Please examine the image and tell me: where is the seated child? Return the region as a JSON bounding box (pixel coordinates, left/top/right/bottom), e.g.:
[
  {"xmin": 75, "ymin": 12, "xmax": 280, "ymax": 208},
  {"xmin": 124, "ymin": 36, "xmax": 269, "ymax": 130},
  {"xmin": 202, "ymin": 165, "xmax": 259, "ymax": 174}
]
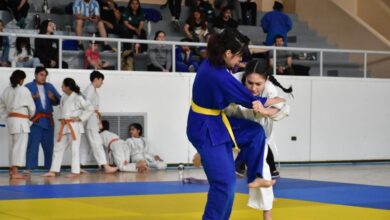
[
  {"xmin": 100, "ymin": 120, "xmax": 148, "ymax": 173},
  {"xmin": 126, "ymin": 123, "xmax": 167, "ymax": 170},
  {"xmin": 84, "ymin": 41, "xmax": 115, "ymax": 70}
]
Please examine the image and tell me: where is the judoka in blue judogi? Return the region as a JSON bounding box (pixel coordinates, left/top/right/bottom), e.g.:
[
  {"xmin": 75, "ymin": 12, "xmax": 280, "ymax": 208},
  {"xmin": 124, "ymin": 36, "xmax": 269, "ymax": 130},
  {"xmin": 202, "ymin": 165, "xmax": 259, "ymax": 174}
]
[
  {"xmin": 25, "ymin": 67, "xmax": 61, "ymax": 170},
  {"xmin": 187, "ymin": 57, "xmax": 274, "ymax": 220}
]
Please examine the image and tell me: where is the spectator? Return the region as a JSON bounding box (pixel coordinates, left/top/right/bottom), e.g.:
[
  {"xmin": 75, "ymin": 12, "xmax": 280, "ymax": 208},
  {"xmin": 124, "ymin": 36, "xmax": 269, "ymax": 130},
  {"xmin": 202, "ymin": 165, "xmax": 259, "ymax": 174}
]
[
  {"xmin": 269, "ymin": 35, "xmax": 294, "ymax": 75},
  {"xmin": 147, "ymin": 31, "xmax": 172, "ymax": 72},
  {"xmin": 73, "ymin": 0, "xmax": 113, "ymax": 51},
  {"xmin": 84, "ymin": 41, "xmax": 114, "ymax": 69},
  {"xmin": 167, "ymin": 0, "xmax": 182, "ymax": 29},
  {"xmin": 213, "ymin": 6, "xmax": 238, "ymax": 34},
  {"xmin": 260, "ymin": 1, "xmax": 292, "ymax": 46},
  {"xmin": 97, "ymin": 0, "xmax": 123, "ymax": 36},
  {"xmin": 122, "ymin": 0, "xmax": 147, "ymax": 53},
  {"xmin": 35, "ymin": 19, "xmax": 68, "ymax": 69},
  {"xmin": 214, "ymin": 0, "xmax": 241, "ymax": 23},
  {"xmin": 187, "ymin": 0, "xmax": 215, "ymax": 23},
  {"xmin": 8, "ymin": 0, "xmax": 29, "ymax": 29},
  {"xmin": 239, "ymin": 0, "xmax": 257, "ymax": 26},
  {"xmin": 176, "ymin": 38, "xmax": 199, "ymax": 73},
  {"xmin": 0, "ymin": 20, "xmax": 10, "ymax": 67},
  {"xmin": 13, "ymin": 37, "xmax": 41, "ymax": 68},
  {"xmin": 183, "ymin": 9, "xmax": 208, "ymax": 42}
]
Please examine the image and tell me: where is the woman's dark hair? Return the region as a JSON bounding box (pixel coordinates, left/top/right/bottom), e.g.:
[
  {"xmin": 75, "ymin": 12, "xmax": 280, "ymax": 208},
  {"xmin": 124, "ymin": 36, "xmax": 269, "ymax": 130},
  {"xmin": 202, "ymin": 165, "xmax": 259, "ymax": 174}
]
[
  {"xmin": 16, "ymin": 37, "xmax": 32, "ymax": 55},
  {"xmin": 129, "ymin": 123, "xmax": 143, "ymax": 136},
  {"xmin": 128, "ymin": 0, "xmax": 142, "ymax": 15},
  {"xmin": 154, "ymin": 30, "xmax": 165, "ymax": 40},
  {"xmin": 242, "ymin": 59, "xmax": 293, "ymax": 94},
  {"xmin": 10, "ymin": 70, "xmax": 26, "ymax": 88},
  {"xmin": 101, "ymin": 120, "xmax": 110, "ymax": 131},
  {"xmin": 62, "ymin": 78, "xmax": 81, "ymax": 94},
  {"xmin": 207, "ymin": 29, "xmax": 244, "ymax": 67},
  {"xmin": 186, "ymin": 9, "xmax": 207, "ymax": 30},
  {"xmin": 35, "ymin": 66, "xmax": 48, "ymax": 75},
  {"xmin": 39, "ymin": 19, "xmax": 52, "ymax": 35}
]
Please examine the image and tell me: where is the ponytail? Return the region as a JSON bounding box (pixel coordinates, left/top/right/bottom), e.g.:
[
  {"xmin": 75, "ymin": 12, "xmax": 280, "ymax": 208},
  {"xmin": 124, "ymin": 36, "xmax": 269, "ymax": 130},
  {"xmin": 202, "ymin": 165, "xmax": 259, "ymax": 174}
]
[
  {"xmin": 268, "ymin": 74, "xmax": 293, "ymax": 94},
  {"xmin": 10, "ymin": 70, "xmax": 26, "ymax": 88},
  {"xmin": 62, "ymin": 78, "xmax": 81, "ymax": 95}
]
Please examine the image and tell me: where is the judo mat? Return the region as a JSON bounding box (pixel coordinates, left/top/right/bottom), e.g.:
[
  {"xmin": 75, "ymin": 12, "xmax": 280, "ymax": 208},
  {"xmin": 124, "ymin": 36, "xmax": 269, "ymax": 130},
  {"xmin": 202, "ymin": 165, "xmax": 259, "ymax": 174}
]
[{"xmin": 0, "ymin": 178, "xmax": 389, "ymax": 220}]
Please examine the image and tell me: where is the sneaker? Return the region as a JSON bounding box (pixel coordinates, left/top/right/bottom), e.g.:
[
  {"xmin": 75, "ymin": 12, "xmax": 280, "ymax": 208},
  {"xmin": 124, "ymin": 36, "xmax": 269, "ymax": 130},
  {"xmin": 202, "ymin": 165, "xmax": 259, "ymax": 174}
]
[
  {"xmin": 173, "ymin": 20, "xmax": 180, "ymax": 31},
  {"xmin": 271, "ymin": 170, "xmax": 280, "ymax": 179}
]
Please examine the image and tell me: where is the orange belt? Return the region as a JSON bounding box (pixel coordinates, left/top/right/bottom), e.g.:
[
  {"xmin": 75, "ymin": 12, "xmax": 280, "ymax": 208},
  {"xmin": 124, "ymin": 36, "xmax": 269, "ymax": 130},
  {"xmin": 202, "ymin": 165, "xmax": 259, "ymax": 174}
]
[
  {"xmin": 8, "ymin": 112, "xmax": 29, "ymax": 119},
  {"xmin": 95, "ymin": 110, "xmax": 102, "ymax": 121},
  {"xmin": 108, "ymin": 138, "xmax": 119, "ymax": 151},
  {"xmin": 57, "ymin": 119, "xmax": 77, "ymax": 142},
  {"xmin": 31, "ymin": 112, "xmax": 54, "ymax": 125}
]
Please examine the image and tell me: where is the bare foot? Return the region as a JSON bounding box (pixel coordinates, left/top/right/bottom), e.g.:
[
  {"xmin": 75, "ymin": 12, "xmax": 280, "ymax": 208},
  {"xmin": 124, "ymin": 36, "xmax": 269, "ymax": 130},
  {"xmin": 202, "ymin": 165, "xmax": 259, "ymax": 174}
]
[
  {"xmin": 10, "ymin": 173, "xmax": 26, "ymax": 179},
  {"xmin": 248, "ymin": 177, "xmax": 274, "ymax": 188},
  {"xmin": 65, "ymin": 173, "xmax": 80, "ymax": 178},
  {"xmin": 104, "ymin": 166, "xmax": 118, "ymax": 174},
  {"xmin": 80, "ymin": 169, "xmax": 89, "ymax": 174},
  {"xmin": 42, "ymin": 172, "xmax": 57, "ymax": 177},
  {"xmin": 23, "ymin": 170, "xmax": 31, "ymax": 176}
]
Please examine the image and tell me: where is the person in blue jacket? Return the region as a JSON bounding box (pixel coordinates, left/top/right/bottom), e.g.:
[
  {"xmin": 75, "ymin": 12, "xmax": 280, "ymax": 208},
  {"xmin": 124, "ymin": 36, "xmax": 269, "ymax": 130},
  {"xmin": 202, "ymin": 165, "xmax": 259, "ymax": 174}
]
[
  {"xmin": 260, "ymin": 1, "xmax": 292, "ymax": 46},
  {"xmin": 175, "ymin": 38, "xmax": 199, "ymax": 72},
  {"xmin": 25, "ymin": 67, "xmax": 61, "ymax": 172},
  {"xmin": 187, "ymin": 29, "xmax": 285, "ymax": 220}
]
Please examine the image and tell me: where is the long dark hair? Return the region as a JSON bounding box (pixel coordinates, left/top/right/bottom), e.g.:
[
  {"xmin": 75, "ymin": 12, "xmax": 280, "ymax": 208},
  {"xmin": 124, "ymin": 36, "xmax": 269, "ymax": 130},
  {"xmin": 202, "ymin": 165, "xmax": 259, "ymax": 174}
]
[
  {"xmin": 154, "ymin": 30, "xmax": 165, "ymax": 40},
  {"xmin": 62, "ymin": 78, "xmax": 81, "ymax": 95},
  {"xmin": 186, "ymin": 9, "xmax": 207, "ymax": 30},
  {"xmin": 128, "ymin": 0, "xmax": 142, "ymax": 15},
  {"xmin": 242, "ymin": 59, "xmax": 293, "ymax": 94},
  {"xmin": 16, "ymin": 37, "xmax": 32, "ymax": 55},
  {"xmin": 10, "ymin": 70, "xmax": 26, "ymax": 88},
  {"xmin": 39, "ymin": 19, "xmax": 53, "ymax": 35},
  {"xmin": 207, "ymin": 29, "xmax": 244, "ymax": 67}
]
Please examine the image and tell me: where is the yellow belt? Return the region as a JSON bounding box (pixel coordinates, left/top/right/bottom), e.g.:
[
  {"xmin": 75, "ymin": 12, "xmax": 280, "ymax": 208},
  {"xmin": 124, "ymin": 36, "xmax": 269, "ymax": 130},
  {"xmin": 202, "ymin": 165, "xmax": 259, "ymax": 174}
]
[{"xmin": 191, "ymin": 101, "xmax": 239, "ymax": 151}]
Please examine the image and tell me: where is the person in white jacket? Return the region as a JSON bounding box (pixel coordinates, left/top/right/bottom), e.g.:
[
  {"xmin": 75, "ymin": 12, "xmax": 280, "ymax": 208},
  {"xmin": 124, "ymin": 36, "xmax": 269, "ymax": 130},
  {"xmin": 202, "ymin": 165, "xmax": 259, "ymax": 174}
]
[
  {"xmin": 0, "ymin": 70, "xmax": 35, "ymax": 179},
  {"xmin": 99, "ymin": 120, "xmax": 148, "ymax": 173},
  {"xmin": 43, "ymin": 78, "xmax": 94, "ymax": 178},
  {"xmin": 82, "ymin": 71, "xmax": 117, "ymax": 173},
  {"xmin": 225, "ymin": 59, "xmax": 292, "ymax": 220},
  {"xmin": 126, "ymin": 123, "xmax": 167, "ymax": 170}
]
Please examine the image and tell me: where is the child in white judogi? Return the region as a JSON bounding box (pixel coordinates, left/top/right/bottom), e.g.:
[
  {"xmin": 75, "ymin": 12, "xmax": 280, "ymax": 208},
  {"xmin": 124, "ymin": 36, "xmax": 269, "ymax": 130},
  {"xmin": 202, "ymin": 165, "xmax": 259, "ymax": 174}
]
[
  {"xmin": 82, "ymin": 71, "xmax": 117, "ymax": 173},
  {"xmin": 43, "ymin": 78, "xmax": 94, "ymax": 178},
  {"xmin": 99, "ymin": 120, "xmax": 148, "ymax": 173},
  {"xmin": 225, "ymin": 60, "xmax": 292, "ymax": 220},
  {"xmin": 126, "ymin": 123, "xmax": 167, "ymax": 170},
  {"xmin": 0, "ymin": 70, "xmax": 35, "ymax": 179}
]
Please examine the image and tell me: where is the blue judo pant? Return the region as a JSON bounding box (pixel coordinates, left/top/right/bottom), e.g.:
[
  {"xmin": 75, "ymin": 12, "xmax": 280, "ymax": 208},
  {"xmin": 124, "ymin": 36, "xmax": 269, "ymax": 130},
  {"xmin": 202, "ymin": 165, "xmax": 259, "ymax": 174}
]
[
  {"xmin": 195, "ymin": 117, "xmax": 267, "ymax": 220},
  {"xmin": 26, "ymin": 125, "xmax": 54, "ymax": 170}
]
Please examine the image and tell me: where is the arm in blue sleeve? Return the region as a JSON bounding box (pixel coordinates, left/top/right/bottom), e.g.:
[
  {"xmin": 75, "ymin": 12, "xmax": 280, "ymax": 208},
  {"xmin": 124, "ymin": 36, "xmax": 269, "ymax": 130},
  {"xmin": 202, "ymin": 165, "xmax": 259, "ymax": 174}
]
[
  {"xmin": 219, "ymin": 71, "xmax": 258, "ymax": 109},
  {"xmin": 260, "ymin": 14, "xmax": 269, "ymax": 33},
  {"xmin": 49, "ymin": 84, "xmax": 62, "ymax": 106},
  {"xmin": 257, "ymin": 97, "xmax": 267, "ymax": 105}
]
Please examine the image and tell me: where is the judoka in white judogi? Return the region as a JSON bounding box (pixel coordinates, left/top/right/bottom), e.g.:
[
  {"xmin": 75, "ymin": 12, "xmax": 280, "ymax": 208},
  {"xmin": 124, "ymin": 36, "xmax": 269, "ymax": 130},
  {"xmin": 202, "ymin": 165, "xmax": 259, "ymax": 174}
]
[
  {"xmin": 126, "ymin": 137, "xmax": 167, "ymax": 170},
  {"xmin": 100, "ymin": 129, "xmax": 147, "ymax": 172},
  {"xmin": 0, "ymin": 80, "xmax": 35, "ymax": 177},
  {"xmin": 225, "ymin": 70, "xmax": 290, "ymax": 213},
  {"xmin": 45, "ymin": 83, "xmax": 94, "ymax": 176}
]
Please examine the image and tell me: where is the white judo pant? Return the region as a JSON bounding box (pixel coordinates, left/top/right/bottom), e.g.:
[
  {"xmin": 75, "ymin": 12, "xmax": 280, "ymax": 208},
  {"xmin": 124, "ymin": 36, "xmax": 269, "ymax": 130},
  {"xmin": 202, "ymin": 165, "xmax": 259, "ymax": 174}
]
[
  {"xmin": 86, "ymin": 129, "xmax": 108, "ymax": 166},
  {"xmin": 247, "ymin": 143, "xmax": 274, "ymax": 211},
  {"xmin": 50, "ymin": 133, "xmax": 81, "ymax": 174},
  {"xmin": 132, "ymin": 153, "xmax": 167, "ymax": 170},
  {"xmin": 111, "ymin": 141, "xmax": 137, "ymax": 172},
  {"xmin": 8, "ymin": 133, "xmax": 28, "ymax": 167}
]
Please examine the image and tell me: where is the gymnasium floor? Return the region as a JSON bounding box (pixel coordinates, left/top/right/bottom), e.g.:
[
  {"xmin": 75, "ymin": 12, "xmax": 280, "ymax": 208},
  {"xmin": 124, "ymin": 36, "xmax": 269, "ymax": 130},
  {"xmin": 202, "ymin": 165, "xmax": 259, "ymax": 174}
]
[{"xmin": 0, "ymin": 164, "xmax": 389, "ymax": 220}]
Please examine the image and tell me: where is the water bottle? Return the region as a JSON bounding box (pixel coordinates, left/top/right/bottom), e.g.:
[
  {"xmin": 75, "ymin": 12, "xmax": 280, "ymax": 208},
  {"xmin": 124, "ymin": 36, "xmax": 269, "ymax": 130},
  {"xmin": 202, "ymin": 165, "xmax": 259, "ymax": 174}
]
[
  {"xmin": 34, "ymin": 14, "xmax": 40, "ymax": 29},
  {"xmin": 178, "ymin": 164, "xmax": 185, "ymax": 183},
  {"xmin": 42, "ymin": 0, "xmax": 49, "ymax": 14}
]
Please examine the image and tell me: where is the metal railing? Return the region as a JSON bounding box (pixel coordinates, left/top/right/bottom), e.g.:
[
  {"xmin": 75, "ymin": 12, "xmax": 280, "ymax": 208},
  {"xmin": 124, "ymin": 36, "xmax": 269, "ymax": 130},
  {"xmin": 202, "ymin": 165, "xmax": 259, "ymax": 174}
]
[{"xmin": 1, "ymin": 32, "xmax": 389, "ymax": 77}]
